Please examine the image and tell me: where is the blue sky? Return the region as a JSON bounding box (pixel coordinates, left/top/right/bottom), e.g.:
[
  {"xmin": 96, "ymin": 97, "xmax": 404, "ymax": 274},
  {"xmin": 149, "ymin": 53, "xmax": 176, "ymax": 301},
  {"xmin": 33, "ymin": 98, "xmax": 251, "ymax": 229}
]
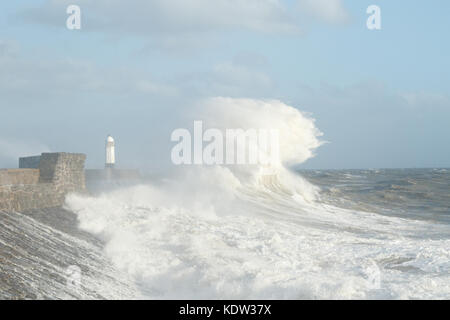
[{"xmin": 0, "ymin": 0, "xmax": 449, "ymax": 169}]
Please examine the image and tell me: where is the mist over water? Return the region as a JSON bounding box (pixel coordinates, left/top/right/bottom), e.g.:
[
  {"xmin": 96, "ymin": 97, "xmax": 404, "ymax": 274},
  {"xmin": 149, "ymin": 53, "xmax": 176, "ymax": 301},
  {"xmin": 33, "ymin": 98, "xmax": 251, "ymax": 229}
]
[{"xmin": 65, "ymin": 98, "xmax": 450, "ymax": 299}]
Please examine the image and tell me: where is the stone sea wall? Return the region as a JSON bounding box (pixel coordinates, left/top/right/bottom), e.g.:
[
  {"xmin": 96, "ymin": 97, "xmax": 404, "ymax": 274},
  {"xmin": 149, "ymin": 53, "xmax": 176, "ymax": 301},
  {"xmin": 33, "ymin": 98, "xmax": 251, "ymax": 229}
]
[
  {"xmin": 85, "ymin": 168, "xmax": 140, "ymax": 181},
  {"xmin": 0, "ymin": 169, "xmax": 40, "ymax": 186},
  {"xmin": 18, "ymin": 156, "xmax": 41, "ymax": 169},
  {"xmin": 0, "ymin": 153, "xmax": 86, "ymax": 212}
]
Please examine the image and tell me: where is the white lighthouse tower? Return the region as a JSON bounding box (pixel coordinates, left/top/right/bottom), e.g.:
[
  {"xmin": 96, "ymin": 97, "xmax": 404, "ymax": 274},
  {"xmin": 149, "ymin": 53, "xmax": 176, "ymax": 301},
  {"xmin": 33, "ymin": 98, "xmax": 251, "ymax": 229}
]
[{"xmin": 105, "ymin": 135, "xmax": 115, "ymax": 169}]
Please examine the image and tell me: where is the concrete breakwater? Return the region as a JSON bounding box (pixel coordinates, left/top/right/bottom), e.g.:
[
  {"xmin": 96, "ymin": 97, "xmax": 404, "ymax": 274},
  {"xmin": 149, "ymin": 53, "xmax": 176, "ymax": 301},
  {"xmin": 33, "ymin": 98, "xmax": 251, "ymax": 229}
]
[{"xmin": 0, "ymin": 153, "xmax": 86, "ymax": 212}]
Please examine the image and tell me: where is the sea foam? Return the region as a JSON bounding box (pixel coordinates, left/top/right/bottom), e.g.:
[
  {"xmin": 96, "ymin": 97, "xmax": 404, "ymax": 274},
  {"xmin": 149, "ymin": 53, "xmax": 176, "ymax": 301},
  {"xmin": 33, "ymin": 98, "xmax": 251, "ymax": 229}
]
[{"xmin": 65, "ymin": 98, "xmax": 450, "ymax": 299}]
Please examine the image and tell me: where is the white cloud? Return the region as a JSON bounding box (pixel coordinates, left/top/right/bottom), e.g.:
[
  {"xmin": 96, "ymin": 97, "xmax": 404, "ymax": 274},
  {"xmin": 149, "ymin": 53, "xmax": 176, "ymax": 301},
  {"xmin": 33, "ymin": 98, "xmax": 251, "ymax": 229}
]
[
  {"xmin": 136, "ymin": 81, "xmax": 179, "ymax": 97},
  {"xmin": 296, "ymin": 81, "xmax": 450, "ymax": 112},
  {"xmin": 401, "ymin": 91, "xmax": 450, "ymax": 109},
  {"xmin": 21, "ymin": 0, "xmax": 299, "ymax": 35},
  {"xmin": 0, "ymin": 42, "xmax": 176, "ymax": 99},
  {"xmin": 20, "ymin": 0, "xmax": 353, "ymax": 41},
  {"xmin": 297, "ymin": 0, "xmax": 350, "ymax": 24},
  {"xmin": 0, "ymin": 41, "xmax": 271, "ymax": 110},
  {"xmin": 17, "ymin": 0, "xmax": 353, "ymax": 54},
  {"xmin": 174, "ymin": 55, "xmax": 275, "ymax": 98},
  {"xmin": 212, "ymin": 61, "xmax": 272, "ymax": 91}
]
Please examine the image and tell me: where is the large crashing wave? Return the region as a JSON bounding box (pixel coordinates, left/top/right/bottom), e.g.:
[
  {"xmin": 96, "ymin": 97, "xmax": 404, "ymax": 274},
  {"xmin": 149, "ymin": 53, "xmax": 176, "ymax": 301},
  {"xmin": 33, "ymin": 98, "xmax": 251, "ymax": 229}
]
[
  {"xmin": 65, "ymin": 98, "xmax": 450, "ymax": 299},
  {"xmin": 187, "ymin": 97, "xmax": 324, "ymax": 203}
]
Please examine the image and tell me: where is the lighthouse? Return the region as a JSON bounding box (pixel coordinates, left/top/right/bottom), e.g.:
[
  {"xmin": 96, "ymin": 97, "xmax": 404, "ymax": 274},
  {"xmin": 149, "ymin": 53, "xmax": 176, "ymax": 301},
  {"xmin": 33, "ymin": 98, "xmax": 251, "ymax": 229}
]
[{"xmin": 105, "ymin": 135, "xmax": 115, "ymax": 168}]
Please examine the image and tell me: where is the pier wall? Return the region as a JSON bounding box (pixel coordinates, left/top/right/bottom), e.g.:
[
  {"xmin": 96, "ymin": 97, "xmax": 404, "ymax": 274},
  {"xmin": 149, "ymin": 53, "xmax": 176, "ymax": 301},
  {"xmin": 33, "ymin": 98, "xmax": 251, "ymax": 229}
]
[{"xmin": 0, "ymin": 153, "xmax": 86, "ymax": 212}]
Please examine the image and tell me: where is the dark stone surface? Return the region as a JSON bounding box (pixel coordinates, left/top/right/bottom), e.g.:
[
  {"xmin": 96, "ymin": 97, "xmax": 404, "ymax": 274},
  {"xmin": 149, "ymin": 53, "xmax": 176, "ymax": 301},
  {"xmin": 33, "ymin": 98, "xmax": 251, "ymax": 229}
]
[{"xmin": 19, "ymin": 156, "xmax": 41, "ymax": 169}]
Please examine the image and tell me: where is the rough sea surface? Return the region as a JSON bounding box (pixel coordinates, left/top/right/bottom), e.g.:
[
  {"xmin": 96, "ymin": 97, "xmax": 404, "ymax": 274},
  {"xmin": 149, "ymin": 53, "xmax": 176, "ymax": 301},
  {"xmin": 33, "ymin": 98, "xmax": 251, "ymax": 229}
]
[{"xmin": 1, "ymin": 168, "xmax": 449, "ymax": 299}]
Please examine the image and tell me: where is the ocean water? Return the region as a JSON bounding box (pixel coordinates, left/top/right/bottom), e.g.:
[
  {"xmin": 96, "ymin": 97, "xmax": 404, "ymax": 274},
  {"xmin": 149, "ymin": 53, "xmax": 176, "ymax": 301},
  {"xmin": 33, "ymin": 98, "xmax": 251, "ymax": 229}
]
[
  {"xmin": 300, "ymin": 168, "xmax": 450, "ymax": 225},
  {"xmin": 63, "ymin": 167, "xmax": 449, "ymax": 299},
  {"xmin": 1, "ymin": 98, "xmax": 449, "ymax": 299}
]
